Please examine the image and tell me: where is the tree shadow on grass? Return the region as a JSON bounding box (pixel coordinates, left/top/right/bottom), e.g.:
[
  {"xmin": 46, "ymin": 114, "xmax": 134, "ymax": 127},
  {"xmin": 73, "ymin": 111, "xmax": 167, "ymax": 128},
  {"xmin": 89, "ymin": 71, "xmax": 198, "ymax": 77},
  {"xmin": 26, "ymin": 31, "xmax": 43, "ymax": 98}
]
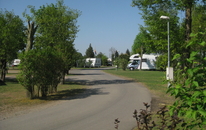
[{"xmin": 0, "ymin": 77, "xmax": 18, "ymax": 86}]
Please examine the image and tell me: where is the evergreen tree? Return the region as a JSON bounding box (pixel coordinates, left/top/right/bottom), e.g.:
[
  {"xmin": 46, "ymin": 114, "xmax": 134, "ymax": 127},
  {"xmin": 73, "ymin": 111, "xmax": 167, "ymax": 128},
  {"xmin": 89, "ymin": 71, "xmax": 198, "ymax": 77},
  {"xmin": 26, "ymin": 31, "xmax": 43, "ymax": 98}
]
[
  {"xmin": 85, "ymin": 43, "xmax": 94, "ymax": 58},
  {"xmin": 114, "ymin": 50, "xmax": 119, "ymax": 59},
  {"xmin": 126, "ymin": 49, "xmax": 130, "ymax": 56}
]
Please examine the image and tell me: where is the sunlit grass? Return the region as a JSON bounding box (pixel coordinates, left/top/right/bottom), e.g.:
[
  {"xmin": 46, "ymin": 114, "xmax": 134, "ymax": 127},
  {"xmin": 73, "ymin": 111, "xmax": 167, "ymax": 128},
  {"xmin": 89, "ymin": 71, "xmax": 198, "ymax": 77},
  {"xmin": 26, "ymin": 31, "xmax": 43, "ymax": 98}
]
[{"xmin": 0, "ymin": 75, "xmax": 86, "ymax": 114}]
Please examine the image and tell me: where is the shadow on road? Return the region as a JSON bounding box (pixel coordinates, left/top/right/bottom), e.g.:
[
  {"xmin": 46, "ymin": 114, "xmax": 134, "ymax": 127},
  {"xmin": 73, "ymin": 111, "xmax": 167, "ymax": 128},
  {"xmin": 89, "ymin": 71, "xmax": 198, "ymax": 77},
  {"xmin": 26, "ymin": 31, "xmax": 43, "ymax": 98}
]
[
  {"xmin": 69, "ymin": 73, "xmax": 102, "ymax": 76},
  {"xmin": 65, "ymin": 78, "xmax": 135, "ymax": 86},
  {"xmin": 44, "ymin": 87, "xmax": 109, "ymax": 101}
]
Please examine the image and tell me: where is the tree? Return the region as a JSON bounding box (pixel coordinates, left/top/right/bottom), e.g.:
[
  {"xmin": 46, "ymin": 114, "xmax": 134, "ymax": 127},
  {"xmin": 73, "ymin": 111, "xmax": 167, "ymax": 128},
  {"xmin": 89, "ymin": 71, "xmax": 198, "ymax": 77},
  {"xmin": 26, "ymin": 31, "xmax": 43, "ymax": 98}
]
[
  {"xmin": 73, "ymin": 51, "xmax": 84, "ymax": 67},
  {"xmin": 132, "ymin": 0, "xmax": 206, "ymax": 128},
  {"xmin": 25, "ymin": 21, "xmax": 38, "ymax": 52},
  {"xmin": 18, "ymin": 0, "xmax": 80, "ymax": 98},
  {"xmin": 126, "ymin": 49, "xmax": 130, "ymax": 56},
  {"xmin": 96, "ymin": 52, "xmax": 108, "ymax": 66},
  {"xmin": 28, "ymin": 0, "xmax": 80, "ymax": 84},
  {"xmin": 109, "ymin": 47, "xmax": 116, "ymax": 62},
  {"xmin": 132, "ymin": 26, "xmax": 150, "ymax": 70},
  {"xmin": 119, "ymin": 54, "xmax": 129, "ymax": 70},
  {"xmin": 18, "ymin": 48, "xmax": 64, "ymax": 98},
  {"xmin": 114, "ymin": 50, "xmax": 119, "ymax": 59},
  {"xmin": 167, "ymin": 33, "xmax": 206, "ymax": 129},
  {"xmin": 191, "ymin": 5, "xmax": 206, "ymax": 65},
  {"xmin": 85, "ymin": 43, "xmax": 95, "ymax": 58},
  {"xmin": 0, "ymin": 10, "xmax": 25, "ymax": 82},
  {"xmin": 132, "ymin": 0, "xmax": 206, "ymax": 69},
  {"xmin": 132, "ymin": 0, "xmax": 183, "ymax": 69}
]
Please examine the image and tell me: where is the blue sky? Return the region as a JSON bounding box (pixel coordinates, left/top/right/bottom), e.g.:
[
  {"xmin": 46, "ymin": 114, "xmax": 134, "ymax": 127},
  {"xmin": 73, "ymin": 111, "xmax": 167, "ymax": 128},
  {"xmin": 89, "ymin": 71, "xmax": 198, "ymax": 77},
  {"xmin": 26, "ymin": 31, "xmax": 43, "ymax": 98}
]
[{"xmin": 0, "ymin": 0, "xmax": 144, "ymax": 57}]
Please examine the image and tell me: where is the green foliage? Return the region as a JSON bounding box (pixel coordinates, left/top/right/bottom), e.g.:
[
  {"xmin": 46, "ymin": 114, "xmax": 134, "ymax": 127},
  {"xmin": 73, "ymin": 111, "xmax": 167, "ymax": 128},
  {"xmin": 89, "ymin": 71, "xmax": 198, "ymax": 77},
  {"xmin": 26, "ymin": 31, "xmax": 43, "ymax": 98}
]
[
  {"xmin": 114, "ymin": 54, "xmax": 129, "ymax": 71},
  {"xmin": 101, "ymin": 55, "xmax": 108, "ymax": 66},
  {"xmin": 167, "ymin": 32, "xmax": 206, "ymax": 129},
  {"xmin": 132, "ymin": 26, "xmax": 150, "ymax": 54},
  {"xmin": 24, "ymin": 0, "xmax": 80, "ymax": 83},
  {"xmin": 126, "ymin": 49, "xmax": 130, "ymax": 56},
  {"xmin": 96, "ymin": 52, "xmax": 108, "ymax": 66},
  {"xmin": 155, "ymin": 54, "xmax": 167, "ymax": 70},
  {"xmin": 18, "ymin": 0, "xmax": 81, "ymax": 98},
  {"xmin": 85, "ymin": 43, "xmax": 95, "ymax": 58},
  {"xmin": 132, "ymin": 0, "xmax": 184, "ymax": 61},
  {"xmin": 0, "ymin": 10, "xmax": 25, "ymax": 82},
  {"xmin": 114, "ymin": 50, "xmax": 119, "ymax": 59},
  {"xmin": 120, "ymin": 59, "xmax": 128, "ymax": 71},
  {"xmin": 113, "ymin": 58, "xmax": 120, "ymax": 69},
  {"xmin": 18, "ymin": 48, "xmax": 64, "ymax": 98}
]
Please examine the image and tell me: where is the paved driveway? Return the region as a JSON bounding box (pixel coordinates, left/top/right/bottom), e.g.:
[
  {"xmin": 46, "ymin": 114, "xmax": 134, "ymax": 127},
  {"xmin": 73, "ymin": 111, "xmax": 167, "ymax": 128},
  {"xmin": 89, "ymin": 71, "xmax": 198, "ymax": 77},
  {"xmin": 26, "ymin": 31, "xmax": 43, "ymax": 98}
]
[{"xmin": 0, "ymin": 68, "xmax": 151, "ymax": 130}]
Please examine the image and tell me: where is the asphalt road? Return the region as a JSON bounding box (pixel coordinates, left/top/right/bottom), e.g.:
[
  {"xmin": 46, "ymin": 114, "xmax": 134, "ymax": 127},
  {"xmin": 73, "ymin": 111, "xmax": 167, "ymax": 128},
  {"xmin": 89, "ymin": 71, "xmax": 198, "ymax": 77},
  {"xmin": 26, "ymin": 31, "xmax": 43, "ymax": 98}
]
[{"xmin": 0, "ymin": 68, "xmax": 151, "ymax": 130}]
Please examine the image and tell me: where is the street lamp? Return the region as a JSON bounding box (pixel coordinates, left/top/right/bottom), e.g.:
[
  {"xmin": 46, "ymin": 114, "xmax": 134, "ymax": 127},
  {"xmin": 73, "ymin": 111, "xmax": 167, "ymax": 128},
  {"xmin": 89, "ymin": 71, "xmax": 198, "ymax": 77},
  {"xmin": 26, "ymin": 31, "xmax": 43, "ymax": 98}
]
[{"xmin": 160, "ymin": 15, "xmax": 173, "ymax": 86}]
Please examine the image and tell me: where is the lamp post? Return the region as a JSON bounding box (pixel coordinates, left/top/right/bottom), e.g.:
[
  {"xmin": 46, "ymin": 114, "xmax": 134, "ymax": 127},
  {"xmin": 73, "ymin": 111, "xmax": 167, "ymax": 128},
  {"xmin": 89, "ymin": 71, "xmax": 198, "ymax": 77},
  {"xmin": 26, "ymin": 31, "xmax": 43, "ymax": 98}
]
[{"xmin": 160, "ymin": 16, "xmax": 172, "ymax": 86}]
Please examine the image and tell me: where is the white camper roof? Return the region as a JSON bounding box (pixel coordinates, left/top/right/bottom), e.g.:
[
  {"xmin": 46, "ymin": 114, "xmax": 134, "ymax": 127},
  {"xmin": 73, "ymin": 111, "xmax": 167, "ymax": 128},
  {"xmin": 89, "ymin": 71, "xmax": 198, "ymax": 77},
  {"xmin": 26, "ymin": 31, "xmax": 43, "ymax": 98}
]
[{"xmin": 130, "ymin": 54, "xmax": 159, "ymax": 60}]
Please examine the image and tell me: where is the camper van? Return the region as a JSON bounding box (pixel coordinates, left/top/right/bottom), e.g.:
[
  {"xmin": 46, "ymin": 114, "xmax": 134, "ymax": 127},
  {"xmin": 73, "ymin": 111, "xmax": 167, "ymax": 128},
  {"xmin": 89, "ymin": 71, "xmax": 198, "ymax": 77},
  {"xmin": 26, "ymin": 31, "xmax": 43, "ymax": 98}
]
[
  {"xmin": 128, "ymin": 54, "xmax": 158, "ymax": 70},
  {"xmin": 13, "ymin": 59, "xmax": 21, "ymax": 66},
  {"xmin": 85, "ymin": 58, "xmax": 101, "ymax": 67}
]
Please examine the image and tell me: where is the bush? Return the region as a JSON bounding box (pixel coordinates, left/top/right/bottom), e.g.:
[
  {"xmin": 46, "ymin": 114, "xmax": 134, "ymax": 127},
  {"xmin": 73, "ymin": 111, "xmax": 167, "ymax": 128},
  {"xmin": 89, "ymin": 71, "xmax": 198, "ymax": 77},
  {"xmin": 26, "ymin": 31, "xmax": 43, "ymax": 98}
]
[
  {"xmin": 155, "ymin": 54, "xmax": 167, "ymax": 70},
  {"xmin": 17, "ymin": 49, "xmax": 64, "ymax": 98}
]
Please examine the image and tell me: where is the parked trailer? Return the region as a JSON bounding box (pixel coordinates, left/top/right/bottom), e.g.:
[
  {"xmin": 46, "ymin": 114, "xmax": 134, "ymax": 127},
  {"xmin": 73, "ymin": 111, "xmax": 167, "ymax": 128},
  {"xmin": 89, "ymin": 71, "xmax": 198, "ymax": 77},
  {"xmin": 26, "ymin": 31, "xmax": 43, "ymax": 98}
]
[
  {"xmin": 128, "ymin": 54, "xmax": 159, "ymax": 70},
  {"xmin": 85, "ymin": 58, "xmax": 101, "ymax": 67},
  {"xmin": 13, "ymin": 59, "xmax": 21, "ymax": 66}
]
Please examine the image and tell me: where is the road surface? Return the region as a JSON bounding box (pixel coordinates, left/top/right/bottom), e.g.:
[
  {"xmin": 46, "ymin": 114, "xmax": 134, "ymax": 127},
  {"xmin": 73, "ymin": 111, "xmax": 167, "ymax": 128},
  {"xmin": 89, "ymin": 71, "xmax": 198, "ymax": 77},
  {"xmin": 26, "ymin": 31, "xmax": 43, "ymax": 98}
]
[{"xmin": 0, "ymin": 68, "xmax": 151, "ymax": 130}]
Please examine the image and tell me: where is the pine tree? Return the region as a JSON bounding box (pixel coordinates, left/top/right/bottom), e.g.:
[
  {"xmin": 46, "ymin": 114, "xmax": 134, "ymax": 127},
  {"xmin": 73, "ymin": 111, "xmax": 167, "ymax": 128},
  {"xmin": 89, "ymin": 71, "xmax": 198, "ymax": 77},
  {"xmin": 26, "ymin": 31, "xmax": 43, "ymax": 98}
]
[{"xmin": 85, "ymin": 43, "xmax": 95, "ymax": 58}]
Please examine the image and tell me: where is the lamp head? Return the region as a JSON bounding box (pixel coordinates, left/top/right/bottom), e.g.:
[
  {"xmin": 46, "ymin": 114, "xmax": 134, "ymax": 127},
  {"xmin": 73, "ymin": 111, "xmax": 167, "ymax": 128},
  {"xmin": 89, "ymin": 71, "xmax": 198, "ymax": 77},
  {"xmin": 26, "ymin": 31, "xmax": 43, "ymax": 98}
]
[{"xmin": 160, "ymin": 16, "xmax": 170, "ymax": 19}]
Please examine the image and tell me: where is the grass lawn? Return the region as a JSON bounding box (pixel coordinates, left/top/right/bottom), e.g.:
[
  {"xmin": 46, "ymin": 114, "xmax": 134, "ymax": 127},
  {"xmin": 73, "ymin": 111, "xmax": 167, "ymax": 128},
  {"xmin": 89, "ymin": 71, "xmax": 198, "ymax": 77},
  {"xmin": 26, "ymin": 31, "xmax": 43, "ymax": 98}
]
[{"xmin": 0, "ymin": 68, "xmax": 86, "ymax": 119}]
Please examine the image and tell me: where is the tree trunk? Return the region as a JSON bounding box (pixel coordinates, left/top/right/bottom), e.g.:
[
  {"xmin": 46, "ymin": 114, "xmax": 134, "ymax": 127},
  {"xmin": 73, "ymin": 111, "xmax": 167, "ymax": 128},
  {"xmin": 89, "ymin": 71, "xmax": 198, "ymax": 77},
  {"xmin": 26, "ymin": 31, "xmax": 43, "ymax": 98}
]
[
  {"xmin": 0, "ymin": 59, "xmax": 7, "ymax": 82},
  {"xmin": 183, "ymin": 3, "xmax": 192, "ymax": 68},
  {"xmin": 25, "ymin": 21, "xmax": 38, "ymax": 52},
  {"xmin": 60, "ymin": 72, "xmax": 65, "ymax": 84},
  {"xmin": 140, "ymin": 46, "xmax": 143, "ymax": 71}
]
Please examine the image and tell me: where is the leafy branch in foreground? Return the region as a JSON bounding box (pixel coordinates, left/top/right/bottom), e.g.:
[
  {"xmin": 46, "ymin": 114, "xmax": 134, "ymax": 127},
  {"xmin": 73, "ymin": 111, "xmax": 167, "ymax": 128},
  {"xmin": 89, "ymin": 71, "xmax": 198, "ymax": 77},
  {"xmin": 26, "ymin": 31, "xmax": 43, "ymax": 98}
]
[{"xmin": 132, "ymin": 103, "xmax": 184, "ymax": 130}]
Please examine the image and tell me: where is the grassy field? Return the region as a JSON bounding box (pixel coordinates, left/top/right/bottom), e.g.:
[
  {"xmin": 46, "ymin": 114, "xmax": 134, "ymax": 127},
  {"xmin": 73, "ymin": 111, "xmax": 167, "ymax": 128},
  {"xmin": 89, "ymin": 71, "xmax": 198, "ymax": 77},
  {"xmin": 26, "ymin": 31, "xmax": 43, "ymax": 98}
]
[{"xmin": 0, "ymin": 68, "xmax": 86, "ymax": 118}]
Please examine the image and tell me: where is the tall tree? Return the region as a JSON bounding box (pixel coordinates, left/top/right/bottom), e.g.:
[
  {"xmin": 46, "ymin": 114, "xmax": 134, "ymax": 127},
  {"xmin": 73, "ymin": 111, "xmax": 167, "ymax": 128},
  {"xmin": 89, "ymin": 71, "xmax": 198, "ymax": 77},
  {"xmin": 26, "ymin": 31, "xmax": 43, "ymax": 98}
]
[
  {"xmin": 132, "ymin": 26, "xmax": 151, "ymax": 70},
  {"xmin": 85, "ymin": 43, "xmax": 95, "ymax": 58},
  {"xmin": 114, "ymin": 50, "xmax": 119, "ymax": 59},
  {"xmin": 25, "ymin": 21, "xmax": 38, "ymax": 52},
  {"xmin": 132, "ymin": 0, "xmax": 184, "ymax": 68},
  {"xmin": 0, "ymin": 10, "xmax": 25, "ymax": 82},
  {"xmin": 96, "ymin": 52, "xmax": 108, "ymax": 66},
  {"xmin": 30, "ymin": 0, "xmax": 80, "ymax": 84},
  {"xmin": 126, "ymin": 49, "xmax": 130, "ymax": 56},
  {"xmin": 18, "ymin": 0, "xmax": 80, "ymax": 98},
  {"xmin": 132, "ymin": 0, "xmax": 206, "ymax": 68},
  {"xmin": 109, "ymin": 47, "xmax": 116, "ymax": 62}
]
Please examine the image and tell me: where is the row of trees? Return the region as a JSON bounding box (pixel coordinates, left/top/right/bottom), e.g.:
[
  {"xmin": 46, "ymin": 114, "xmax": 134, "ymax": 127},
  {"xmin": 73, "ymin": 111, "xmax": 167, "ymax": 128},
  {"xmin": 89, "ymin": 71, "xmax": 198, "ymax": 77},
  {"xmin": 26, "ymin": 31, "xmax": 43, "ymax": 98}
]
[
  {"xmin": 82, "ymin": 43, "xmax": 131, "ymax": 67},
  {"xmin": 0, "ymin": 0, "xmax": 81, "ymax": 98},
  {"xmin": 132, "ymin": 0, "xmax": 206, "ymax": 128},
  {"xmin": 131, "ymin": 0, "xmax": 206, "ymax": 70}
]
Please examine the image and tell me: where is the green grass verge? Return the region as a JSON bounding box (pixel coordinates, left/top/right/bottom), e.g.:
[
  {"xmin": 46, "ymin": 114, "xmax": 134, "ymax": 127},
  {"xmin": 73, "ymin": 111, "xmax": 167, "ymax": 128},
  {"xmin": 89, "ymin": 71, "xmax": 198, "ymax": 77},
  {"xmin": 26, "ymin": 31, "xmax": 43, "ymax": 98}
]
[{"xmin": 0, "ymin": 73, "xmax": 86, "ymax": 115}]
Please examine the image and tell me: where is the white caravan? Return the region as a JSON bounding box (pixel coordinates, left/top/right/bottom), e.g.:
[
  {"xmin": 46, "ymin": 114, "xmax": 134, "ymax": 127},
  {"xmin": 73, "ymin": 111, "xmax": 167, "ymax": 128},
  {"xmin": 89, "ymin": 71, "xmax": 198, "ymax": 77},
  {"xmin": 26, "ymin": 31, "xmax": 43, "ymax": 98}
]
[
  {"xmin": 85, "ymin": 58, "xmax": 101, "ymax": 67},
  {"xmin": 13, "ymin": 59, "xmax": 21, "ymax": 66},
  {"xmin": 128, "ymin": 54, "xmax": 159, "ymax": 70}
]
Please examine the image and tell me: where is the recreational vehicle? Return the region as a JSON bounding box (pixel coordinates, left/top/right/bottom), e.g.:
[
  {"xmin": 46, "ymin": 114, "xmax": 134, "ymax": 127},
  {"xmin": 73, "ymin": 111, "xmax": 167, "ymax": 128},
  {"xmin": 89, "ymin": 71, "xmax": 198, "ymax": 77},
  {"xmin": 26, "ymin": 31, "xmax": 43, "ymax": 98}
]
[
  {"xmin": 127, "ymin": 54, "xmax": 158, "ymax": 70},
  {"xmin": 85, "ymin": 58, "xmax": 101, "ymax": 67},
  {"xmin": 13, "ymin": 59, "xmax": 21, "ymax": 66}
]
